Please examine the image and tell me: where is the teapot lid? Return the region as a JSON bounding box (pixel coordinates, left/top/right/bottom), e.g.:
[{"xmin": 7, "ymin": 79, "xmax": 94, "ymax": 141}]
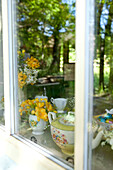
[
  {"xmin": 51, "ymin": 112, "xmax": 75, "ymax": 131},
  {"xmin": 59, "ymin": 114, "xmax": 74, "ymax": 126}
]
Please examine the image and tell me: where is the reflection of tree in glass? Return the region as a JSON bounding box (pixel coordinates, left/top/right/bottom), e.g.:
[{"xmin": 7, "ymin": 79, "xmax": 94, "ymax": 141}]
[
  {"xmin": 94, "ymin": 1, "xmax": 113, "ymax": 95},
  {"xmin": 17, "ymin": 0, "xmax": 75, "ymax": 75}
]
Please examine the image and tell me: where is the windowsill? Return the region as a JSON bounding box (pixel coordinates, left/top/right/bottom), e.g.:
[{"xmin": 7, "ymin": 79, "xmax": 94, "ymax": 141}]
[
  {"xmin": 19, "ymin": 125, "xmax": 72, "ymax": 160},
  {"xmin": 18, "ymin": 123, "xmax": 74, "ymax": 169},
  {"xmin": 0, "ymin": 128, "xmax": 66, "ymax": 170}
]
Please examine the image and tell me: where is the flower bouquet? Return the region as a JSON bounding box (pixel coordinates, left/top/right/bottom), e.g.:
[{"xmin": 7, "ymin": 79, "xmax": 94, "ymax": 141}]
[
  {"xmin": 19, "ymin": 98, "xmax": 57, "ymax": 135},
  {"xmin": 18, "ymin": 50, "xmax": 40, "ymax": 88}
]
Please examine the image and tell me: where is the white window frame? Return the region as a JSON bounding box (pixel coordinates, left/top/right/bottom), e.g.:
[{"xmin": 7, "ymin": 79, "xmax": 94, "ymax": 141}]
[
  {"xmin": 2, "ymin": 0, "xmax": 14, "ymax": 134},
  {"xmin": 75, "ymin": 0, "xmax": 95, "ymax": 170},
  {"xmin": 1, "ymin": 0, "xmax": 95, "ymax": 169}
]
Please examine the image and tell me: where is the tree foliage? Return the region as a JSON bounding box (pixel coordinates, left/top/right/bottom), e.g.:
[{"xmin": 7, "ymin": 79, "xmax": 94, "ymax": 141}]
[
  {"xmin": 95, "ymin": 0, "xmax": 113, "ymax": 94},
  {"xmin": 17, "ymin": 0, "xmax": 75, "ymax": 75}
]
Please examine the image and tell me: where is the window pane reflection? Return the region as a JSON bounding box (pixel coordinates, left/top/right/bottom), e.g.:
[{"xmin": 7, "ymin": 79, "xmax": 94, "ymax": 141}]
[
  {"xmin": 92, "ymin": 1, "xmax": 113, "ymax": 169},
  {"xmin": 15, "ymin": 0, "xmax": 75, "ymax": 168}
]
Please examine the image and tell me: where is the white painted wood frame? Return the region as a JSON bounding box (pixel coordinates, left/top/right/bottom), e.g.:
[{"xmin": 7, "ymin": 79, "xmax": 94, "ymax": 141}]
[{"xmin": 75, "ymin": 0, "xmax": 94, "ymax": 170}]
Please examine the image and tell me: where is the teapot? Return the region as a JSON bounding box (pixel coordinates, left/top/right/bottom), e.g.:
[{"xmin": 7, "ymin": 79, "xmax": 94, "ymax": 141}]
[
  {"xmin": 91, "ymin": 119, "xmax": 104, "ymax": 149},
  {"xmin": 105, "ymin": 108, "xmax": 113, "ymax": 115},
  {"xmin": 48, "ymin": 112, "xmax": 103, "ymax": 154},
  {"xmin": 48, "ymin": 111, "xmax": 74, "ymax": 156},
  {"xmin": 51, "ymin": 98, "xmax": 67, "ymax": 113}
]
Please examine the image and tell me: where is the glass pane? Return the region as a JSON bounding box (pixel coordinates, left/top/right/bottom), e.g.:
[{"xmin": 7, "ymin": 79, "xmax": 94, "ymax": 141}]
[
  {"xmin": 0, "ymin": 0, "xmax": 4, "ymax": 125},
  {"xmin": 92, "ymin": 0, "xmax": 113, "ymax": 169},
  {"xmin": 15, "ymin": 0, "xmax": 75, "ymax": 168}
]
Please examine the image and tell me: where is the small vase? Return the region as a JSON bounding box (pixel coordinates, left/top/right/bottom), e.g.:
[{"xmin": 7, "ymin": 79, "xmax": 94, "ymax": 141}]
[{"xmin": 29, "ymin": 114, "xmax": 46, "ymax": 135}]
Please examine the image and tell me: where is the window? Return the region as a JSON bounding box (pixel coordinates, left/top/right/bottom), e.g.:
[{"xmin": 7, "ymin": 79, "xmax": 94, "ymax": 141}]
[
  {"xmin": 92, "ymin": 0, "xmax": 113, "ymax": 169},
  {"xmin": 3, "ymin": 0, "xmax": 113, "ymax": 169},
  {"xmin": 14, "ymin": 0, "xmax": 75, "ymax": 168}
]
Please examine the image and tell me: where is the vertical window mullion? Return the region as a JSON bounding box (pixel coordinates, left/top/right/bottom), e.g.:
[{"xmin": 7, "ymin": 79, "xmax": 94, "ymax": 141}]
[
  {"xmin": 2, "ymin": 0, "xmax": 14, "ymax": 134},
  {"xmin": 75, "ymin": 0, "xmax": 94, "ymax": 169}
]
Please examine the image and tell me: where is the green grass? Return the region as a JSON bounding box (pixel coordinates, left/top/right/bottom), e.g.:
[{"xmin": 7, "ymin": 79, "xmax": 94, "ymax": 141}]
[{"xmin": 94, "ymin": 64, "xmax": 110, "ymax": 94}]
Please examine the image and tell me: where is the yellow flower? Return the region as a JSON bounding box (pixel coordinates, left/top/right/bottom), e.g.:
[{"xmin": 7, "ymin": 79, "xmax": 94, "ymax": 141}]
[
  {"xmin": 26, "ymin": 57, "xmax": 40, "ymax": 70},
  {"xmin": 36, "ymin": 102, "xmax": 44, "ymax": 108},
  {"xmin": 53, "ymin": 111, "xmax": 57, "ymax": 113},
  {"xmin": 22, "ymin": 49, "xmax": 25, "ymax": 53},
  {"xmin": 18, "ymin": 72, "xmax": 27, "ymax": 88},
  {"xmin": 38, "ymin": 108, "xmax": 48, "ymax": 121},
  {"xmin": 37, "ymin": 117, "xmax": 40, "ymax": 121},
  {"xmin": 29, "ymin": 101, "xmax": 33, "ymax": 106},
  {"xmin": 19, "ymin": 108, "xmax": 22, "ymax": 112},
  {"xmin": 19, "ymin": 98, "xmax": 56, "ymax": 122},
  {"xmin": 26, "ymin": 106, "xmax": 30, "ymax": 109},
  {"xmin": 35, "ymin": 107, "xmax": 40, "ymax": 112},
  {"xmin": 31, "ymin": 110, "xmax": 35, "ymax": 115},
  {"xmin": 46, "ymin": 102, "xmax": 53, "ymax": 111},
  {"xmin": 35, "ymin": 98, "xmax": 39, "ymax": 102}
]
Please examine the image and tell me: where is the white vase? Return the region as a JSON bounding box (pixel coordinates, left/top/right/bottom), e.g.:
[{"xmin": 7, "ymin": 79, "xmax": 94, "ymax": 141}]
[{"xmin": 29, "ymin": 114, "xmax": 46, "ymax": 135}]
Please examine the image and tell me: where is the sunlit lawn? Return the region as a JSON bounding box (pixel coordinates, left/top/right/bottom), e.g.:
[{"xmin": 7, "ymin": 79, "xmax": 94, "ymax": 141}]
[{"xmin": 94, "ymin": 63, "xmax": 110, "ymax": 94}]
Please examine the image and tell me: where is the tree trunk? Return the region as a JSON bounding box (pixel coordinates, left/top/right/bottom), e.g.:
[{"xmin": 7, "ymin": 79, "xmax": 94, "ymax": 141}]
[
  {"xmin": 99, "ymin": 39, "xmax": 105, "ymax": 90},
  {"xmin": 109, "ymin": 46, "xmax": 113, "ymax": 93},
  {"xmin": 63, "ymin": 40, "xmax": 69, "ymax": 64},
  {"xmin": 109, "ymin": 33, "xmax": 113, "ymax": 93},
  {"xmin": 106, "ymin": 4, "xmax": 113, "ymax": 94},
  {"xmin": 95, "ymin": 2, "xmax": 104, "ymax": 91},
  {"xmin": 49, "ymin": 33, "xmax": 60, "ymax": 73}
]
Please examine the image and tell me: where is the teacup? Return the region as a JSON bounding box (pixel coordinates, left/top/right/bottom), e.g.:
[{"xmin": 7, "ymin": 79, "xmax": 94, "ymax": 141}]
[{"xmin": 51, "ymin": 98, "xmax": 67, "ymax": 113}]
